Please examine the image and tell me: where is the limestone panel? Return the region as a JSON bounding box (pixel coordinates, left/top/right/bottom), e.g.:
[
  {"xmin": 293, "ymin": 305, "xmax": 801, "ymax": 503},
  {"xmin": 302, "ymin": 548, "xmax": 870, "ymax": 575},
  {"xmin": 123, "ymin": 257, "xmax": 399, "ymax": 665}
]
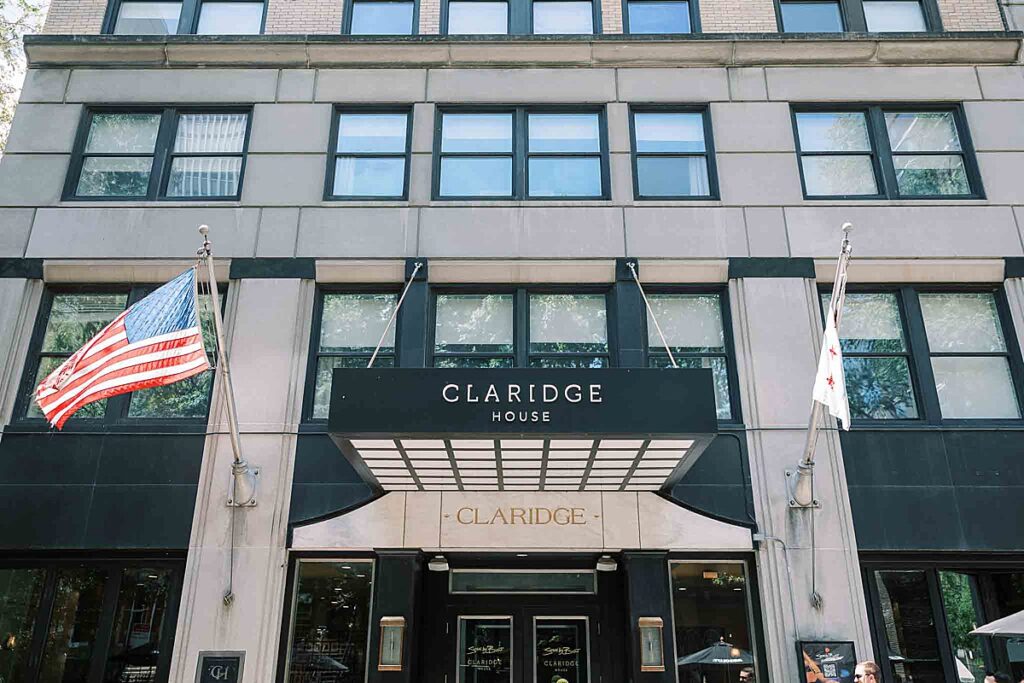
[
  {"xmin": 600, "ymin": 493, "xmax": 641, "ymax": 548},
  {"xmin": 412, "ymin": 102, "xmax": 436, "ymax": 154},
  {"xmin": 404, "ymin": 493, "xmax": 442, "ymax": 547},
  {"xmin": 248, "ymin": 104, "xmax": 333, "ymax": 153},
  {"xmin": 427, "ymin": 69, "xmax": 617, "ymax": 103},
  {"xmin": 717, "ymin": 153, "xmax": 804, "ymax": 205},
  {"xmin": 296, "ymin": 207, "xmax": 418, "ymax": 256},
  {"xmin": 241, "ymin": 155, "xmax": 328, "ymax": 205},
  {"xmin": 710, "ymin": 102, "xmax": 795, "ymax": 153},
  {"xmin": 0, "ymin": 209, "xmax": 36, "ymax": 257},
  {"xmin": 765, "ymin": 66, "xmax": 982, "ymax": 101},
  {"xmin": 291, "ymin": 493, "xmax": 406, "ymax": 548},
  {"xmin": 624, "ymin": 207, "xmax": 748, "ymax": 257},
  {"xmin": 256, "ymin": 207, "xmax": 301, "ymax": 257},
  {"xmin": 19, "ymin": 69, "xmax": 70, "ymax": 104},
  {"xmin": 606, "ymin": 103, "xmax": 631, "ymax": 154},
  {"xmin": 728, "ymin": 67, "xmax": 769, "ymax": 101},
  {"xmin": 438, "ymin": 492, "xmax": 605, "ymax": 549},
  {"xmin": 976, "ymin": 152, "xmax": 1024, "ymax": 204},
  {"xmin": 976, "ymin": 66, "xmax": 1024, "ymax": 99},
  {"xmin": 315, "ymin": 69, "xmax": 428, "ymax": 102},
  {"xmin": 616, "ymin": 68, "xmax": 730, "ymax": 103},
  {"xmin": 65, "ymin": 69, "xmax": 280, "ymax": 103},
  {"xmin": 744, "ymin": 206, "xmax": 790, "ymax": 257},
  {"xmin": 964, "ymin": 101, "xmax": 1024, "ymax": 151},
  {"xmin": 5, "ymin": 104, "xmax": 81, "ymax": 154},
  {"xmin": 0, "ymin": 155, "xmax": 69, "ymax": 206},
  {"xmin": 638, "ymin": 493, "xmax": 753, "ymax": 549},
  {"xmin": 276, "ymin": 69, "xmax": 317, "ymax": 102}
]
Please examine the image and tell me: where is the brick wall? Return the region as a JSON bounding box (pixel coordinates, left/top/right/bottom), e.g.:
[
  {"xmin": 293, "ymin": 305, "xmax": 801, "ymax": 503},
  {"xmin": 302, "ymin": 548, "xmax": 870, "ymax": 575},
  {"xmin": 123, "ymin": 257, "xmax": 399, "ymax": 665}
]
[
  {"xmin": 699, "ymin": 0, "xmax": 777, "ymax": 32},
  {"xmin": 264, "ymin": 0, "xmax": 343, "ymax": 33},
  {"xmin": 41, "ymin": 0, "xmax": 105, "ymax": 34},
  {"xmin": 602, "ymin": 0, "xmax": 623, "ymax": 33},
  {"xmin": 419, "ymin": 0, "xmax": 440, "ymax": 33},
  {"xmin": 937, "ymin": 0, "xmax": 1005, "ymax": 30}
]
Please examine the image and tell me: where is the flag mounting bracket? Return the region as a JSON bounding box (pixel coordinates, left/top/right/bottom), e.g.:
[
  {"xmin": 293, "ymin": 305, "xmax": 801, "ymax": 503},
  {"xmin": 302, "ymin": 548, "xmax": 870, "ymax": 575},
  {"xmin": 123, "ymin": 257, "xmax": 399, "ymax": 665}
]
[
  {"xmin": 227, "ymin": 464, "xmax": 259, "ymax": 507},
  {"xmin": 786, "ymin": 467, "xmax": 820, "ymax": 508}
]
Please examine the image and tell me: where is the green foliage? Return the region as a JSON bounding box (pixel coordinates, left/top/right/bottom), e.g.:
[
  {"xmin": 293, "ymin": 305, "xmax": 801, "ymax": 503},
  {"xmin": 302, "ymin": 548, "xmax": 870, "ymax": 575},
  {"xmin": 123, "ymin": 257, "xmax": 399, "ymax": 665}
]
[{"xmin": 0, "ymin": 0, "xmax": 46, "ymax": 152}]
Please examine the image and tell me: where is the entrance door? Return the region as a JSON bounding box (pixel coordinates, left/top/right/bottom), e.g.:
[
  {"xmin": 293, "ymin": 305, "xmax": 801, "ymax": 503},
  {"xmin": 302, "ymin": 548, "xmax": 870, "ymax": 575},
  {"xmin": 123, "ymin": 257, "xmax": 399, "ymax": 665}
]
[{"xmin": 453, "ymin": 608, "xmax": 598, "ymax": 683}]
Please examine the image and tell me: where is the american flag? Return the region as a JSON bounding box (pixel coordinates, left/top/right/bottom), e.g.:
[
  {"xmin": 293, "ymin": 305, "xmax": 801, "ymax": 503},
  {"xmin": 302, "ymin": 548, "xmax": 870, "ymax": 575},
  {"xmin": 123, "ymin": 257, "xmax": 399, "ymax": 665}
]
[{"xmin": 35, "ymin": 268, "xmax": 212, "ymax": 429}]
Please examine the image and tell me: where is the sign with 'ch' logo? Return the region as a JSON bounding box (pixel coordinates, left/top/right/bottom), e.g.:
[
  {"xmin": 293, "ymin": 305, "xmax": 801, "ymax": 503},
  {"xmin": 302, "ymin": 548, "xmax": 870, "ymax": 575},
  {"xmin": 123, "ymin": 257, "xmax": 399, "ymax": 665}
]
[{"xmin": 195, "ymin": 652, "xmax": 244, "ymax": 683}]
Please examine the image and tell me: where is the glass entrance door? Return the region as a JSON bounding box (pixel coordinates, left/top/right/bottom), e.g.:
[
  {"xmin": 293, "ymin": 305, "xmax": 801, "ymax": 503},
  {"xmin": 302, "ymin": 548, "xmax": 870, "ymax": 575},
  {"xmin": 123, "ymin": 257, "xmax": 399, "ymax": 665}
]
[{"xmin": 533, "ymin": 617, "xmax": 590, "ymax": 683}]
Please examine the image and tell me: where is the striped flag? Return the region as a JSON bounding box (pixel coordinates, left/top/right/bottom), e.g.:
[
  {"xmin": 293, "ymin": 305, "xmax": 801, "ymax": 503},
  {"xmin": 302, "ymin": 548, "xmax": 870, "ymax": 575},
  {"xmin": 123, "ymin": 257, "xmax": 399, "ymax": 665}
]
[{"xmin": 35, "ymin": 268, "xmax": 212, "ymax": 429}]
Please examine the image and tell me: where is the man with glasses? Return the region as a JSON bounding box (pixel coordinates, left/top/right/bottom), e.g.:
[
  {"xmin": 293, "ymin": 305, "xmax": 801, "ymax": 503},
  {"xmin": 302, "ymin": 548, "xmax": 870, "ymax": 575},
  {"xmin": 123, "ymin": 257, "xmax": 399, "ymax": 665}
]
[{"xmin": 855, "ymin": 661, "xmax": 880, "ymax": 683}]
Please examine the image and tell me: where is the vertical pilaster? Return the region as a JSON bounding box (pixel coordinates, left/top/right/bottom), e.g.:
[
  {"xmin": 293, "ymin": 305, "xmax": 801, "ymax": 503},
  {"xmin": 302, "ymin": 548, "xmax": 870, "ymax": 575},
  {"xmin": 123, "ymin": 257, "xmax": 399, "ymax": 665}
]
[
  {"xmin": 367, "ymin": 551, "xmax": 424, "ymax": 683},
  {"xmin": 0, "ymin": 260, "xmax": 43, "ymax": 426},
  {"xmin": 622, "ymin": 551, "xmax": 675, "ymax": 683},
  {"xmin": 613, "ymin": 258, "xmax": 646, "ymax": 369},
  {"xmin": 397, "ymin": 258, "xmax": 429, "ymax": 368}
]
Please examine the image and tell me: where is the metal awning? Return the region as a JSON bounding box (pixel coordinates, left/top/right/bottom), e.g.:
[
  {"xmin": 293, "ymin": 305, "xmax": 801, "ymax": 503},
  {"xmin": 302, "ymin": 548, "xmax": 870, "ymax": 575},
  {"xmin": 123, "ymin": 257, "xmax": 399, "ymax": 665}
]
[{"xmin": 327, "ymin": 368, "xmax": 718, "ymax": 493}]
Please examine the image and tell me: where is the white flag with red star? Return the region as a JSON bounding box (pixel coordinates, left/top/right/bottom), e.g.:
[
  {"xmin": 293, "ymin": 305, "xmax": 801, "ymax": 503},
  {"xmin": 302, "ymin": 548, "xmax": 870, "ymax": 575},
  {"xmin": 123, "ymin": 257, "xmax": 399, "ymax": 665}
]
[{"xmin": 813, "ymin": 300, "xmax": 851, "ymax": 430}]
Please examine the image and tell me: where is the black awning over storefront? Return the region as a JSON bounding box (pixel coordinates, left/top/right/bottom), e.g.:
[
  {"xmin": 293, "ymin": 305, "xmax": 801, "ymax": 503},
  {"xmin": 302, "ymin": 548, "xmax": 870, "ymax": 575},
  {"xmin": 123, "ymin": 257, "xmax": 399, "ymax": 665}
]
[{"xmin": 327, "ymin": 368, "xmax": 718, "ymax": 493}]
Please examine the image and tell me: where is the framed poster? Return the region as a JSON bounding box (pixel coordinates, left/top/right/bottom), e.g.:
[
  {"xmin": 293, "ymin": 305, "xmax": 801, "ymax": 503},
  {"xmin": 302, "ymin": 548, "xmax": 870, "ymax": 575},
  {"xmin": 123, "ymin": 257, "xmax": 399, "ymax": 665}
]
[
  {"xmin": 195, "ymin": 651, "xmax": 245, "ymax": 683},
  {"xmin": 799, "ymin": 641, "xmax": 857, "ymax": 683}
]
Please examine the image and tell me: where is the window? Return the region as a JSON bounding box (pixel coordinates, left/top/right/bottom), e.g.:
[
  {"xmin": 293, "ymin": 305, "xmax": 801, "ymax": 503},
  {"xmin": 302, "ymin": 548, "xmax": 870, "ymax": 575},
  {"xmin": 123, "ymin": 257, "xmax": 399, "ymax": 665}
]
[
  {"xmin": 327, "ymin": 110, "xmax": 411, "ymax": 199},
  {"xmin": 436, "ymin": 108, "xmax": 607, "ymax": 199},
  {"xmin": 0, "ymin": 561, "xmax": 180, "ymax": 683},
  {"xmin": 284, "ymin": 560, "xmax": 374, "ymax": 683},
  {"xmin": 630, "ymin": 108, "xmax": 716, "ymax": 199},
  {"xmin": 107, "ymin": 0, "xmax": 264, "ymax": 33},
  {"xmin": 432, "ymin": 290, "xmax": 610, "ymax": 368},
  {"xmin": 346, "ymin": 0, "xmax": 416, "ymax": 34},
  {"xmin": 307, "ymin": 292, "xmax": 398, "ymax": 420},
  {"xmin": 624, "ymin": 0, "xmax": 694, "ymax": 33},
  {"xmin": 777, "ymin": 0, "xmax": 933, "ymax": 31},
  {"xmin": 67, "ymin": 108, "xmax": 250, "ymax": 200},
  {"xmin": 17, "ymin": 286, "xmax": 222, "ymax": 424},
  {"xmin": 793, "ymin": 107, "xmax": 979, "ymax": 199},
  {"xmin": 442, "ymin": 0, "xmax": 597, "ymax": 36},
  {"xmin": 645, "ymin": 293, "xmax": 735, "ymax": 420},
  {"xmin": 821, "ymin": 287, "xmax": 1022, "ymax": 423}
]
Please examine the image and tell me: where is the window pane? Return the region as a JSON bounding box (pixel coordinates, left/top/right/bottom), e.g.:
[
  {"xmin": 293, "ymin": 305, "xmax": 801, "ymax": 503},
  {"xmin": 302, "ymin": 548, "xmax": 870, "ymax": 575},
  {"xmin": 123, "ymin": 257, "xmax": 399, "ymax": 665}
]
[
  {"xmin": 627, "ymin": 0, "xmax": 690, "ymax": 33},
  {"xmin": 886, "ymin": 112, "xmax": 961, "ymax": 152},
  {"xmin": 530, "ymin": 356, "xmax": 608, "ymax": 368},
  {"xmin": 196, "ymin": 1, "xmax": 263, "ymax": 33},
  {"xmin": 435, "ymin": 294, "xmax": 514, "ymax": 353},
  {"xmin": 42, "ymin": 293, "xmax": 127, "ymax": 353},
  {"xmin": 874, "ymin": 570, "xmax": 944, "ymax": 683},
  {"xmin": 448, "ymin": 0, "xmax": 509, "ymax": 32},
  {"xmin": 77, "ymin": 157, "xmax": 154, "ymax": 197},
  {"xmin": 827, "ymin": 292, "xmax": 908, "ymax": 353},
  {"xmin": 440, "ymin": 157, "xmax": 513, "ymax": 197},
  {"xmin": 801, "ymin": 156, "xmax": 878, "ymax": 196},
  {"xmin": 286, "ymin": 562, "xmax": 373, "ymax": 683},
  {"xmin": 646, "ymin": 295, "xmax": 724, "ymax": 352},
  {"xmin": 166, "ymin": 156, "xmax": 242, "ymax": 197},
  {"xmin": 844, "ymin": 356, "xmax": 918, "ymax": 419},
  {"xmin": 939, "ymin": 572, "xmax": 986, "ymax": 683},
  {"xmin": 529, "ymin": 294, "xmax": 607, "ymax": 353},
  {"xmin": 313, "ymin": 355, "xmax": 394, "ymax": 419},
  {"xmin": 651, "ymin": 355, "xmax": 731, "ymax": 419},
  {"xmin": 29, "ymin": 356, "xmax": 108, "ymax": 419},
  {"xmin": 128, "ymin": 372, "xmax": 213, "ymax": 418},
  {"xmin": 103, "ymin": 568, "xmax": 174, "ymax": 683},
  {"xmin": 451, "ymin": 570, "xmax": 595, "ymax": 593},
  {"xmin": 864, "ymin": 0, "xmax": 926, "ymax": 31},
  {"xmin": 85, "ymin": 113, "xmax": 161, "ymax": 154},
  {"xmin": 337, "ymin": 113, "xmax": 407, "ymax": 153},
  {"xmin": 893, "ymin": 155, "xmax": 969, "ymax": 196},
  {"xmin": 919, "ymin": 293, "xmax": 1007, "ymax": 353},
  {"xmin": 0, "ymin": 568, "xmax": 45, "ymax": 683},
  {"xmin": 335, "ymin": 157, "xmax": 406, "ymax": 197},
  {"xmin": 634, "ymin": 112, "xmax": 705, "ymax": 153},
  {"xmin": 38, "ymin": 567, "xmax": 108, "ymax": 683},
  {"xmin": 528, "ymin": 113, "xmax": 600, "ymax": 153},
  {"xmin": 780, "ymin": 2, "xmax": 844, "ymax": 31},
  {"xmin": 637, "ymin": 156, "xmax": 709, "ymax": 197},
  {"xmin": 174, "ymin": 113, "xmax": 247, "ymax": 153},
  {"xmin": 528, "ymin": 157, "xmax": 602, "ymax": 197},
  {"xmin": 533, "ymin": 0, "xmax": 593, "ymax": 33},
  {"xmin": 931, "ymin": 356, "xmax": 1020, "ymax": 419},
  {"xmin": 113, "ymin": 2, "xmax": 181, "ymax": 34},
  {"xmin": 670, "ymin": 563, "xmax": 753, "ymax": 660},
  {"xmin": 320, "ymin": 293, "xmax": 398, "ymax": 353},
  {"xmin": 442, "ymin": 113, "xmax": 513, "ymax": 153},
  {"xmin": 350, "ymin": 0, "xmax": 414, "ymax": 33},
  {"xmin": 436, "ymin": 356, "xmax": 515, "ymax": 368},
  {"xmin": 536, "ymin": 619, "xmax": 589, "ymax": 683},
  {"xmin": 796, "ymin": 112, "xmax": 871, "ymax": 152},
  {"xmin": 458, "ymin": 618, "xmax": 512, "ymax": 683}
]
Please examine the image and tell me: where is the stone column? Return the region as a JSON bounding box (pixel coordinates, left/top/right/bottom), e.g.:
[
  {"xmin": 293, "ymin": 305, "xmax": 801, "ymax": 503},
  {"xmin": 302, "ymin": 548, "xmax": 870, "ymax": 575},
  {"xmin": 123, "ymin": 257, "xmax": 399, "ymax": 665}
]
[
  {"xmin": 728, "ymin": 268, "xmax": 873, "ymax": 682},
  {"xmin": 0, "ymin": 265, "xmax": 42, "ymax": 425},
  {"xmin": 167, "ymin": 276, "xmax": 315, "ymax": 683}
]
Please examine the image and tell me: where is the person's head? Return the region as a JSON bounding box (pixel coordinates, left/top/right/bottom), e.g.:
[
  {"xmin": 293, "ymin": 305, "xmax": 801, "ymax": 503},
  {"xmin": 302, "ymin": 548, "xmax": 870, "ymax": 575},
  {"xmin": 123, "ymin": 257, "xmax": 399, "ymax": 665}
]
[
  {"xmin": 855, "ymin": 661, "xmax": 880, "ymax": 683},
  {"xmin": 740, "ymin": 667, "xmax": 755, "ymax": 683},
  {"xmin": 985, "ymin": 673, "xmax": 996, "ymax": 683},
  {"xmin": 994, "ymin": 674, "xmax": 1011, "ymax": 683}
]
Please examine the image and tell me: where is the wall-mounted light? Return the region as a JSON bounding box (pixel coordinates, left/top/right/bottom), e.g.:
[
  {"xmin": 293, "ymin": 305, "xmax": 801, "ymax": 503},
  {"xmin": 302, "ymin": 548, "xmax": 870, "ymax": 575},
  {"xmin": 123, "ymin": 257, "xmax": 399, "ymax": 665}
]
[
  {"xmin": 638, "ymin": 617, "xmax": 665, "ymax": 672},
  {"xmin": 378, "ymin": 616, "xmax": 406, "ymax": 671},
  {"xmin": 596, "ymin": 555, "xmax": 618, "ymax": 572},
  {"xmin": 427, "ymin": 555, "xmax": 449, "ymax": 572}
]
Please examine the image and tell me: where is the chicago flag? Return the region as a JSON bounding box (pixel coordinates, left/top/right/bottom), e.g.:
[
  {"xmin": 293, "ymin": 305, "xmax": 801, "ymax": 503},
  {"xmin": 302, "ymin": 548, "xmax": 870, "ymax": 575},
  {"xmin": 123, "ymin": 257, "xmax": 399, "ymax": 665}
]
[
  {"xmin": 812, "ymin": 298, "xmax": 851, "ymax": 431},
  {"xmin": 35, "ymin": 268, "xmax": 211, "ymax": 429}
]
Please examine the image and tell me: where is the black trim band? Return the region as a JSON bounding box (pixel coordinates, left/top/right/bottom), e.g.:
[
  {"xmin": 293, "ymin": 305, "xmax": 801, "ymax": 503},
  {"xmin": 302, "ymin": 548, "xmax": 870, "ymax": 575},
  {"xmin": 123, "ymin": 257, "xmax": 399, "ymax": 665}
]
[
  {"xmin": 728, "ymin": 257, "xmax": 815, "ymax": 279},
  {"xmin": 1005, "ymin": 257, "xmax": 1024, "ymax": 279},
  {"xmin": 0, "ymin": 259, "xmax": 43, "ymax": 279},
  {"xmin": 229, "ymin": 258, "xmax": 316, "ymax": 280}
]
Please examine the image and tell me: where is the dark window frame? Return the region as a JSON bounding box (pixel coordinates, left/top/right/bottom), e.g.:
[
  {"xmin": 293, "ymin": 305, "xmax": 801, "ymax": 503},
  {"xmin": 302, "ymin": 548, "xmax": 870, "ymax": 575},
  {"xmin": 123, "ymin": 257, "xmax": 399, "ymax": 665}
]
[
  {"xmin": 342, "ymin": 0, "xmax": 420, "ymax": 34},
  {"xmin": 64, "ymin": 105, "xmax": 253, "ymax": 202},
  {"xmin": 640, "ymin": 284, "xmax": 741, "ymax": 424},
  {"xmin": 773, "ymin": 0, "xmax": 941, "ymax": 32},
  {"xmin": 432, "ymin": 105, "xmax": 611, "ymax": 200},
  {"xmin": 622, "ymin": 0, "xmax": 701, "ymax": 33},
  {"xmin": 302, "ymin": 285, "xmax": 404, "ymax": 422},
  {"xmin": 428, "ymin": 284, "xmax": 616, "ymax": 369},
  {"xmin": 791, "ymin": 103, "xmax": 983, "ymax": 201},
  {"xmin": 102, "ymin": 0, "xmax": 268, "ymax": 34},
  {"xmin": 324, "ymin": 106, "xmax": 414, "ymax": 201},
  {"xmin": 440, "ymin": 0, "xmax": 602, "ymax": 34},
  {"xmin": 0, "ymin": 556, "xmax": 185, "ymax": 683},
  {"xmin": 13, "ymin": 283, "xmax": 225, "ymax": 430},
  {"xmin": 628, "ymin": 104, "xmax": 719, "ymax": 200},
  {"xmin": 817, "ymin": 284, "xmax": 1024, "ymax": 427}
]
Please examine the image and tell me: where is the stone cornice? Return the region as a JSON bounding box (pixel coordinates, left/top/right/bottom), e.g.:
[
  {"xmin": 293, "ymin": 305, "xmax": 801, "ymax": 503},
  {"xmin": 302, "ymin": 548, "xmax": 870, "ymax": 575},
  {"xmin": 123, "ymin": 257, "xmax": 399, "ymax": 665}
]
[{"xmin": 24, "ymin": 32, "xmax": 1023, "ymax": 68}]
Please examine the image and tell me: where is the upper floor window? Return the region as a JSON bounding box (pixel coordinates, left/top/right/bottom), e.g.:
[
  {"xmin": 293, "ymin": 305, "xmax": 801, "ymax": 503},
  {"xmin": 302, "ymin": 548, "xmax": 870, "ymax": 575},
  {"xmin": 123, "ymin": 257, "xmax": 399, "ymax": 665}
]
[
  {"xmin": 346, "ymin": 0, "xmax": 417, "ymax": 34},
  {"xmin": 778, "ymin": 0, "xmax": 935, "ymax": 31},
  {"xmin": 443, "ymin": 0, "xmax": 597, "ymax": 36},
  {"xmin": 17, "ymin": 287, "xmax": 221, "ymax": 424},
  {"xmin": 433, "ymin": 291, "xmax": 609, "ymax": 368},
  {"xmin": 109, "ymin": 0, "xmax": 264, "ymax": 34},
  {"xmin": 65, "ymin": 108, "xmax": 251, "ymax": 201},
  {"xmin": 630, "ymin": 108, "xmax": 717, "ymax": 199},
  {"xmin": 624, "ymin": 0, "xmax": 695, "ymax": 33},
  {"xmin": 307, "ymin": 292, "xmax": 398, "ymax": 420},
  {"xmin": 326, "ymin": 109, "xmax": 411, "ymax": 200},
  {"xmin": 823, "ymin": 288, "xmax": 1022, "ymax": 423},
  {"xmin": 644, "ymin": 292, "xmax": 735, "ymax": 420},
  {"xmin": 436, "ymin": 108, "xmax": 607, "ymax": 199},
  {"xmin": 793, "ymin": 106, "xmax": 980, "ymax": 200}
]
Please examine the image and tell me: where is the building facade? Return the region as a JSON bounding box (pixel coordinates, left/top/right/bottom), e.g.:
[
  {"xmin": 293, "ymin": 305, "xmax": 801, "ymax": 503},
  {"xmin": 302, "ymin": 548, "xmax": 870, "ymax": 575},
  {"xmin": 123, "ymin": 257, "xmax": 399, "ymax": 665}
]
[{"xmin": 1, "ymin": 0, "xmax": 1023, "ymax": 681}]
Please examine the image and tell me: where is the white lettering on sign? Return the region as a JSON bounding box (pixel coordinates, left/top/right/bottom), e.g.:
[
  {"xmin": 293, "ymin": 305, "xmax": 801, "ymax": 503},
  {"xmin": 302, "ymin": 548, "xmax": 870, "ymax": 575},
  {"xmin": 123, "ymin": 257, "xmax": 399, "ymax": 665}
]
[{"xmin": 441, "ymin": 383, "xmax": 603, "ymax": 423}]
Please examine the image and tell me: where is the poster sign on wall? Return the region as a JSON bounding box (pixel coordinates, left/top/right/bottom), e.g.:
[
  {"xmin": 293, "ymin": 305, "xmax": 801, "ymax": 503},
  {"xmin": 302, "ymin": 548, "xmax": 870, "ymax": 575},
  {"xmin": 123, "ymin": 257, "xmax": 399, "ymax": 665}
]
[
  {"xmin": 799, "ymin": 641, "xmax": 857, "ymax": 683},
  {"xmin": 195, "ymin": 651, "xmax": 244, "ymax": 683}
]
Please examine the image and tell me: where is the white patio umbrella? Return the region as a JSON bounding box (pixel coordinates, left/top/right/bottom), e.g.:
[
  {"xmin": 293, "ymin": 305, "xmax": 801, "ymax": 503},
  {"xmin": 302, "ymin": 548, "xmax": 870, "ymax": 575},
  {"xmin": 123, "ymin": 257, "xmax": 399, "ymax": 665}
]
[{"xmin": 971, "ymin": 609, "xmax": 1024, "ymax": 637}]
